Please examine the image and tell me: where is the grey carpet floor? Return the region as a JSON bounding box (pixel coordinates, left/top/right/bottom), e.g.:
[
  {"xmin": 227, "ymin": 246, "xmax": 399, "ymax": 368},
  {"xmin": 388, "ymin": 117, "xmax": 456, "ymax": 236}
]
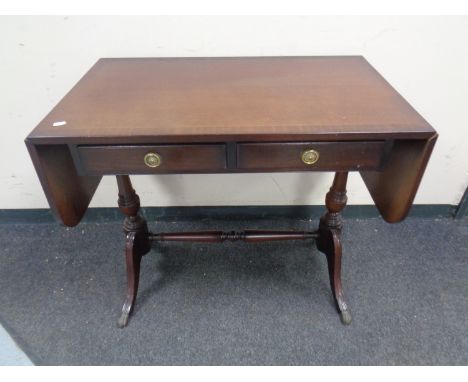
[{"xmin": 0, "ymin": 217, "xmax": 466, "ymax": 365}]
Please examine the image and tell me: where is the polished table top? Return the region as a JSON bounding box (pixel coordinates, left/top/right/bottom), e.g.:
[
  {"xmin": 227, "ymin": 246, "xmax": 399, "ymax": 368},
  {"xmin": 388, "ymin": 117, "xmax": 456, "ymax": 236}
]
[{"xmin": 28, "ymin": 56, "xmax": 435, "ymax": 144}]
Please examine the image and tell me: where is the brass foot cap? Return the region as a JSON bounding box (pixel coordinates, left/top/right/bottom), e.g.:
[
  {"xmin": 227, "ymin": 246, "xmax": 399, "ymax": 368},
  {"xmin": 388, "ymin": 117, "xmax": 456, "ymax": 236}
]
[
  {"xmin": 340, "ymin": 310, "xmax": 352, "ymax": 325},
  {"xmin": 117, "ymin": 313, "xmax": 129, "ymax": 328}
]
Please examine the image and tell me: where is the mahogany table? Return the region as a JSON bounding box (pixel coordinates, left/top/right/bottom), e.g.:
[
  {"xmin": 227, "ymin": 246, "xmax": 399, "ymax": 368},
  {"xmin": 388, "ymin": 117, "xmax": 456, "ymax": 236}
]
[{"xmin": 25, "ymin": 57, "xmax": 437, "ymax": 327}]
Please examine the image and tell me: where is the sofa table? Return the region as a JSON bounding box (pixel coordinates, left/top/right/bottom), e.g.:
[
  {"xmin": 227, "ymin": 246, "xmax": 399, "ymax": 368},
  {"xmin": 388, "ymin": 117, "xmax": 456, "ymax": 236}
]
[{"xmin": 25, "ymin": 56, "xmax": 437, "ymax": 327}]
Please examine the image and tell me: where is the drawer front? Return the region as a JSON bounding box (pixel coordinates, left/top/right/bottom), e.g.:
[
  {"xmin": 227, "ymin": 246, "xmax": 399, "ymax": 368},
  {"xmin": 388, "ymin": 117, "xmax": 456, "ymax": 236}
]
[
  {"xmin": 77, "ymin": 144, "xmax": 227, "ymax": 174},
  {"xmin": 237, "ymin": 141, "xmax": 387, "ymax": 171}
]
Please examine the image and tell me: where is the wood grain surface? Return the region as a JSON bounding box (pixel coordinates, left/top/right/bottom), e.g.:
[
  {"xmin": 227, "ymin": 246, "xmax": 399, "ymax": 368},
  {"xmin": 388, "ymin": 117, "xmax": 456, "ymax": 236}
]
[{"xmin": 27, "ymin": 56, "xmax": 435, "ymax": 144}]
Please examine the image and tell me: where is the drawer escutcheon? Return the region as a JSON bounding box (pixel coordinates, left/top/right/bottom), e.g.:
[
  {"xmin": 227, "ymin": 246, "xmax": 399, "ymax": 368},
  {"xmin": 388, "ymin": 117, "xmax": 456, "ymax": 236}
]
[{"xmin": 301, "ymin": 149, "xmax": 320, "ymax": 165}]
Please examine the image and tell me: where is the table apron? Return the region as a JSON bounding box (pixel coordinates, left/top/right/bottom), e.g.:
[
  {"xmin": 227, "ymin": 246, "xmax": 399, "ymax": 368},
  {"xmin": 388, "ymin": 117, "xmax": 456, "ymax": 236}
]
[{"xmin": 71, "ymin": 140, "xmax": 390, "ymax": 175}]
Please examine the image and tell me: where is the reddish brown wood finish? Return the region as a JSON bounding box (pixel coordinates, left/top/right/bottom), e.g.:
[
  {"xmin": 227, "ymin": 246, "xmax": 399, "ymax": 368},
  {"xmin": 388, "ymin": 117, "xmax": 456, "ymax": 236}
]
[
  {"xmin": 151, "ymin": 230, "xmax": 319, "ymax": 243},
  {"xmin": 360, "ymin": 136, "xmax": 437, "ymax": 222},
  {"xmin": 116, "ymin": 175, "xmax": 150, "ymax": 328},
  {"xmin": 25, "ymin": 142, "xmax": 101, "ymax": 227},
  {"xmin": 317, "ymin": 172, "xmax": 351, "ymax": 324},
  {"xmin": 118, "ymin": 231, "xmax": 142, "ymax": 328},
  {"xmin": 24, "ymin": 57, "xmax": 438, "ymax": 328},
  {"xmin": 237, "ymin": 141, "xmax": 386, "ymax": 171},
  {"xmin": 78, "ymin": 144, "xmax": 227, "ymax": 175},
  {"xmin": 26, "ymin": 57, "xmax": 437, "ymax": 224},
  {"xmin": 27, "ymin": 57, "xmax": 435, "ymax": 144},
  {"xmin": 319, "ymin": 228, "xmax": 350, "ymax": 324}
]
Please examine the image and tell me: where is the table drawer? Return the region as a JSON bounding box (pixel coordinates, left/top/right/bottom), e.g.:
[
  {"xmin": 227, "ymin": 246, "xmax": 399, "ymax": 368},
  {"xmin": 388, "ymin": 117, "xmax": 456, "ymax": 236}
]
[
  {"xmin": 237, "ymin": 141, "xmax": 387, "ymax": 171},
  {"xmin": 77, "ymin": 144, "xmax": 227, "ymax": 174}
]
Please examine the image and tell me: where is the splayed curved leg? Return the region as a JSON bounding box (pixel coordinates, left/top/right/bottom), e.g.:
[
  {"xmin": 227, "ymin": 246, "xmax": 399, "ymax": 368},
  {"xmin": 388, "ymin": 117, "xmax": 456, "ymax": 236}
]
[
  {"xmin": 118, "ymin": 231, "xmax": 142, "ymax": 328},
  {"xmin": 317, "ymin": 228, "xmax": 352, "ymax": 325},
  {"xmin": 316, "ymin": 172, "xmax": 352, "ymax": 325},
  {"xmin": 116, "ymin": 175, "xmax": 150, "ymax": 328}
]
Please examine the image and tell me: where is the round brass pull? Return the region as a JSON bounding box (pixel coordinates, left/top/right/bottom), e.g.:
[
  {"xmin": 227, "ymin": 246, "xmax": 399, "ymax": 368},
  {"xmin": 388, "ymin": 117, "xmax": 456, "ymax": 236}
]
[
  {"xmin": 301, "ymin": 149, "xmax": 320, "ymax": 165},
  {"xmin": 144, "ymin": 152, "xmax": 162, "ymax": 168}
]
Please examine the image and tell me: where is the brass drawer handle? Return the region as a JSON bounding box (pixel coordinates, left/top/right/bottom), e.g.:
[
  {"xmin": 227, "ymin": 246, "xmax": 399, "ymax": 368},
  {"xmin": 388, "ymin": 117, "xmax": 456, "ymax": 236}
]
[
  {"xmin": 144, "ymin": 152, "xmax": 162, "ymax": 168},
  {"xmin": 301, "ymin": 149, "xmax": 320, "ymax": 165}
]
